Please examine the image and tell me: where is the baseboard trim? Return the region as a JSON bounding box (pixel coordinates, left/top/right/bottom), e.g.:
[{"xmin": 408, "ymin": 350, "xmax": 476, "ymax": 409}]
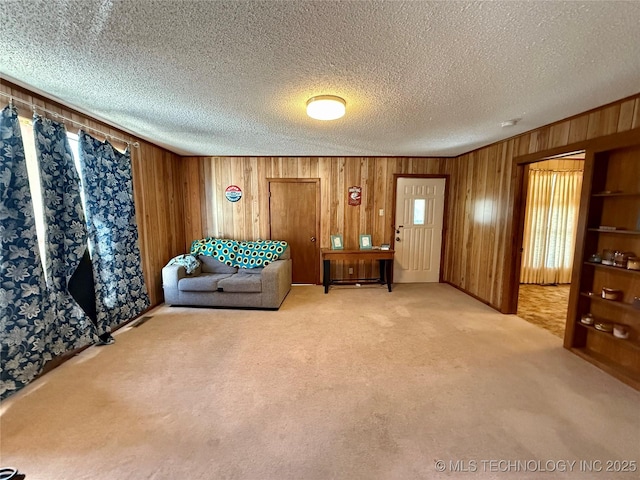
[{"xmin": 444, "ymin": 281, "xmax": 503, "ymax": 313}]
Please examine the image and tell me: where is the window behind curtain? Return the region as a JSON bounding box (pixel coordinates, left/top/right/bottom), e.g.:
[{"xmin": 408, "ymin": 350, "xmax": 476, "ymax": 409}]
[
  {"xmin": 19, "ymin": 118, "xmax": 106, "ymax": 271},
  {"xmin": 520, "ymin": 168, "xmax": 583, "ymax": 284}
]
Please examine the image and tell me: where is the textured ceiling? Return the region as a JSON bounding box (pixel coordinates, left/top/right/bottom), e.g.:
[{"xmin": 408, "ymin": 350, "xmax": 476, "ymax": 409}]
[{"xmin": 1, "ymin": 1, "xmax": 639, "ymax": 157}]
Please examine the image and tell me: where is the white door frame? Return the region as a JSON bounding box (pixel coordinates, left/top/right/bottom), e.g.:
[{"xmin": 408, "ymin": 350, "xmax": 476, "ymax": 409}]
[{"xmin": 391, "ymin": 174, "xmax": 448, "ymax": 283}]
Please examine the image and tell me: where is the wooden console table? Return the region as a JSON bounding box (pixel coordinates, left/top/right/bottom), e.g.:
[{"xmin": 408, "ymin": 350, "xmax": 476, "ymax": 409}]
[{"xmin": 321, "ymin": 248, "xmax": 395, "ymax": 293}]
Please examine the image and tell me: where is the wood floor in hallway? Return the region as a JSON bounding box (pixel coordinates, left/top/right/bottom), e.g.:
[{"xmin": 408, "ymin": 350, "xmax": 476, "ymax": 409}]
[{"xmin": 517, "ymin": 284, "xmax": 570, "ymax": 338}]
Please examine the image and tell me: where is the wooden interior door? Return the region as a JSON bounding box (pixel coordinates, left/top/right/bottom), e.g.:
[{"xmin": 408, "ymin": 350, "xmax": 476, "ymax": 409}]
[
  {"xmin": 393, "ymin": 177, "xmax": 445, "ymax": 282},
  {"xmin": 269, "ymin": 179, "xmax": 320, "ymax": 284}
]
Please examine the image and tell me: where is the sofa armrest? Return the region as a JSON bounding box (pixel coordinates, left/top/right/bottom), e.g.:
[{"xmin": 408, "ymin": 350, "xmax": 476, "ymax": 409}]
[
  {"xmin": 162, "ymin": 263, "xmax": 202, "ymax": 305},
  {"xmin": 162, "ymin": 264, "xmax": 185, "ymax": 290},
  {"xmin": 261, "ymin": 258, "xmax": 292, "ymax": 308},
  {"xmin": 162, "ymin": 264, "xmax": 202, "ymax": 288}
]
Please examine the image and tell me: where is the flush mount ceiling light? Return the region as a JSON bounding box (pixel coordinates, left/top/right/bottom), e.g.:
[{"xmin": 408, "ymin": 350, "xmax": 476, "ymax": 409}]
[{"xmin": 306, "ymin": 95, "xmax": 346, "ymax": 121}]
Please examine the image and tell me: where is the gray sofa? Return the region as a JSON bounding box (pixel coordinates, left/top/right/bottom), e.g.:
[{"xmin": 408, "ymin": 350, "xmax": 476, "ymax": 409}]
[{"xmin": 162, "ymin": 247, "xmax": 292, "ymax": 309}]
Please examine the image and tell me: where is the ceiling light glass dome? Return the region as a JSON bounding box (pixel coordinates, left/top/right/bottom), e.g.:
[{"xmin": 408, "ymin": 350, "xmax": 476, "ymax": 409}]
[{"xmin": 306, "ymin": 95, "xmax": 346, "ymax": 121}]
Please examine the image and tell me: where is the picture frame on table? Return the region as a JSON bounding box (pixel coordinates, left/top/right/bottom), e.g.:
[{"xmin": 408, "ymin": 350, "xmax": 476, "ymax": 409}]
[
  {"xmin": 330, "ymin": 234, "xmax": 344, "ymax": 250},
  {"xmin": 359, "ymin": 234, "xmax": 372, "ymax": 250}
]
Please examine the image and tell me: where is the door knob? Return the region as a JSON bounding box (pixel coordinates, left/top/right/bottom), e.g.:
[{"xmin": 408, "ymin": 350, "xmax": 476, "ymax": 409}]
[
  {"xmin": 396, "ymin": 237, "xmax": 401, "ymax": 242},
  {"xmin": 310, "ymin": 237, "xmax": 316, "ymax": 242}
]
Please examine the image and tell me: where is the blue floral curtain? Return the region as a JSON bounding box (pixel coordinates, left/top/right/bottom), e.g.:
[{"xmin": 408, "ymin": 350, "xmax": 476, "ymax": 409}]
[
  {"xmin": 78, "ymin": 131, "xmax": 149, "ymax": 335},
  {"xmin": 0, "ymin": 105, "xmax": 52, "ymax": 399},
  {"xmin": 32, "ymin": 115, "xmax": 99, "ymax": 349}
]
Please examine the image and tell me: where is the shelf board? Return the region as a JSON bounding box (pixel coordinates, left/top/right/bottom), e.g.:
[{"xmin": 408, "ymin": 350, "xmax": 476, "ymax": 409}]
[
  {"xmin": 570, "ymin": 347, "xmax": 640, "ymax": 390},
  {"xmin": 587, "ymin": 228, "xmax": 640, "ymax": 235},
  {"xmin": 569, "ymin": 145, "xmax": 640, "ymax": 391},
  {"xmin": 583, "ymin": 261, "xmax": 640, "ymax": 276},
  {"xmin": 579, "ymin": 292, "xmax": 640, "ymax": 313},
  {"xmin": 576, "ymin": 322, "xmax": 640, "ymax": 352},
  {"xmin": 592, "ymin": 192, "xmax": 640, "ymax": 197}
]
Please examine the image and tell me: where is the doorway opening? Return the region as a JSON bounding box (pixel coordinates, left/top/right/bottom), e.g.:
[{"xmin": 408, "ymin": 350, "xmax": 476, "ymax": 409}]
[{"xmin": 515, "ymin": 151, "xmax": 585, "ymax": 338}]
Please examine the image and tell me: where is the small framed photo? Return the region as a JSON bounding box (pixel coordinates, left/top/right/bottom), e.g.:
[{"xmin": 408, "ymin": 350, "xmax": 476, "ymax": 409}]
[
  {"xmin": 359, "ymin": 234, "xmax": 372, "ymax": 250},
  {"xmin": 330, "ymin": 234, "xmax": 344, "ymax": 250}
]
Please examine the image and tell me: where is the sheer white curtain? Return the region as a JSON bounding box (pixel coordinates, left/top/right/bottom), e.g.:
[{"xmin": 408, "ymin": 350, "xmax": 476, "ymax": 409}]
[{"xmin": 520, "ymin": 169, "xmax": 583, "ymax": 284}]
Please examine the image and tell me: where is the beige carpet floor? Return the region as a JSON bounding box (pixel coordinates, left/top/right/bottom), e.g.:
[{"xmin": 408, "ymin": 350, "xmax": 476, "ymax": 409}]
[
  {"xmin": 517, "ymin": 284, "xmax": 571, "ymax": 338},
  {"xmin": 1, "ymin": 284, "xmax": 639, "ymax": 480}
]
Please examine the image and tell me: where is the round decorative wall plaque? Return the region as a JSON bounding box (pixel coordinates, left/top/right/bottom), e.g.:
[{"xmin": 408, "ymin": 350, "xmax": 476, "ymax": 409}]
[{"xmin": 225, "ymin": 185, "xmax": 242, "ymax": 202}]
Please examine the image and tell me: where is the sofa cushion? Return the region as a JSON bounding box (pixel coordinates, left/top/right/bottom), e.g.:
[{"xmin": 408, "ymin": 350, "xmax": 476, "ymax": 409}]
[
  {"xmin": 238, "ymin": 267, "xmax": 264, "ymax": 275},
  {"xmin": 217, "ymin": 275, "xmax": 262, "ymax": 293},
  {"xmin": 178, "ymin": 273, "xmax": 233, "ymax": 292},
  {"xmin": 198, "ymin": 256, "xmax": 238, "ymax": 274}
]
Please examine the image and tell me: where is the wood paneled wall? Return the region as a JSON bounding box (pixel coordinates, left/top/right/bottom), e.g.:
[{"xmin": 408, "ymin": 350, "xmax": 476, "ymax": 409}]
[
  {"xmin": 181, "ymin": 156, "xmax": 445, "ymax": 279},
  {"xmin": 6, "ymin": 77, "xmax": 637, "ymax": 309},
  {"xmin": 0, "ymin": 80, "xmax": 186, "ymax": 306},
  {"xmin": 183, "ymin": 95, "xmax": 638, "ymax": 293},
  {"xmin": 132, "ymin": 142, "xmax": 185, "ymax": 303},
  {"xmin": 442, "ymin": 94, "xmax": 640, "ymax": 311}
]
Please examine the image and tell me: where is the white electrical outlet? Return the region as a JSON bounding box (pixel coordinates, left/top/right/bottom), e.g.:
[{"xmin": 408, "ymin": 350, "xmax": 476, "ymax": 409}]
[
  {"xmin": 348, "ymin": 267, "xmax": 354, "ymax": 274},
  {"xmin": 379, "ymin": 209, "xmax": 384, "ymax": 216}
]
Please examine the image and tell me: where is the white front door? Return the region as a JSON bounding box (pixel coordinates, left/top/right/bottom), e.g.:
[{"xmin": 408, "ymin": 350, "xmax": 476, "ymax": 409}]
[{"xmin": 393, "ymin": 177, "xmax": 445, "ymax": 283}]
